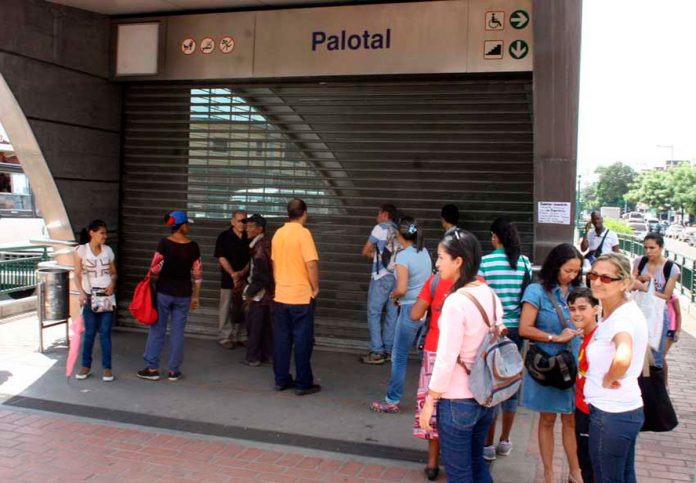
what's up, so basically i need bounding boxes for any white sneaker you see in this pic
[496,440,513,456]
[483,444,497,461]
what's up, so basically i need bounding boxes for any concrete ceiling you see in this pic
[46,0,363,15]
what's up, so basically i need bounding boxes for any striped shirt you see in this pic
[478,249,532,328]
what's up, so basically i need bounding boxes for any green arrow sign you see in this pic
[509,40,528,59]
[510,9,530,29]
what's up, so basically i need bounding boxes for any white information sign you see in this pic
[538,202,571,225]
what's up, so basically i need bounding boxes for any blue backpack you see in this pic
[457,288,523,408]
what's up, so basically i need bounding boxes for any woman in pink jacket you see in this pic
[419,230,503,482]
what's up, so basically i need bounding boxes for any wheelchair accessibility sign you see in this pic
[485,11,505,31]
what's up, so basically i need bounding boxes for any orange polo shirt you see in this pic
[271,222,319,305]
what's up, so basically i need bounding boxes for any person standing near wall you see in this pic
[371,217,431,413]
[137,211,202,382]
[272,198,321,396]
[74,220,117,382]
[479,217,533,461]
[214,210,250,349]
[440,204,459,237]
[580,211,620,263]
[242,214,274,367]
[360,203,399,365]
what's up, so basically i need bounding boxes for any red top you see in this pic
[417,274,455,352]
[576,326,598,414]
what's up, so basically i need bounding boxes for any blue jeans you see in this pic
[652,310,669,368]
[589,405,644,483]
[143,292,190,372]
[366,274,397,354]
[438,398,495,483]
[273,301,315,390]
[385,303,422,404]
[81,300,114,369]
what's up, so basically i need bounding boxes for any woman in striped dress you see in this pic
[478,217,533,461]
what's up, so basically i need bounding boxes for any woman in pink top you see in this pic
[419,230,503,483]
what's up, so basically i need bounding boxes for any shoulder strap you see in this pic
[430,273,440,300]
[638,256,648,274]
[663,259,674,282]
[595,229,610,254]
[545,290,568,330]
[458,288,496,328]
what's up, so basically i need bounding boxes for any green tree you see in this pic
[625,169,673,211]
[670,165,696,216]
[583,162,637,210]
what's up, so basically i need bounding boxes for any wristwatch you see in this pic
[547,334,554,343]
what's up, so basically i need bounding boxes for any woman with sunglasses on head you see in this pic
[418,230,504,482]
[585,253,648,483]
[519,243,584,483]
[632,232,680,385]
[371,216,431,414]
[137,211,202,382]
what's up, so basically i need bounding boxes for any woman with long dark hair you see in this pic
[479,217,532,460]
[137,211,202,382]
[519,243,584,483]
[74,220,117,382]
[418,230,503,482]
[371,216,431,413]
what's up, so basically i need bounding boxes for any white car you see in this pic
[678,227,696,242]
[665,224,684,238]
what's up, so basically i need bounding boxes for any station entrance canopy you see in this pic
[113,1,535,346]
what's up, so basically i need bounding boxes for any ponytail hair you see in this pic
[490,217,522,270]
[79,219,108,244]
[398,216,424,252]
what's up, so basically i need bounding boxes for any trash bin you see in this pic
[36,267,70,352]
[37,268,70,322]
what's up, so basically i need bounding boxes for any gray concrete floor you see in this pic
[1,313,540,481]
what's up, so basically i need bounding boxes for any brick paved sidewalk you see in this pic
[0,407,425,483]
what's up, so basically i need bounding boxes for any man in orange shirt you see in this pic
[271,198,321,396]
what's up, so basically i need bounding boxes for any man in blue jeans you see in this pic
[271,198,321,396]
[360,203,399,365]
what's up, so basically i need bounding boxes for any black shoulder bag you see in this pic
[524,291,578,390]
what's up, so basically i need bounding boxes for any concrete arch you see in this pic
[0,74,74,242]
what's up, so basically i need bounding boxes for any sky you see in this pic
[577,0,696,184]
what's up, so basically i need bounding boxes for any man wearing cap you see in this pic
[271,198,321,396]
[214,210,250,349]
[242,214,274,366]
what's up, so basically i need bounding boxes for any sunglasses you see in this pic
[587,272,622,284]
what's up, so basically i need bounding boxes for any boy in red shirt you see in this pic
[568,287,600,483]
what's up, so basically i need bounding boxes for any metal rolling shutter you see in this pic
[118,75,534,349]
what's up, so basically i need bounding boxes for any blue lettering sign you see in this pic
[311,29,391,52]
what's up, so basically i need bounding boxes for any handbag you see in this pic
[638,350,678,432]
[90,288,115,313]
[524,291,577,390]
[632,280,666,350]
[129,272,158,325]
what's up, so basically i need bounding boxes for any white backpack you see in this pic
[457,288,524,408]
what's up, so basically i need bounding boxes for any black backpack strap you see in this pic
[638,256,648,275]
[594,229,610,256]
[663,259,674,282]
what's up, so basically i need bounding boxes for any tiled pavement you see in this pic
[0,408,425,482]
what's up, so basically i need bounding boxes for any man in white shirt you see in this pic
[580,211,620,263]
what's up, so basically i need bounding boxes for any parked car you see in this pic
[665,224,684,238]
[624,211,645,222]
[629,221,648,241]
[646,218,664,235]
[678,227,696,242]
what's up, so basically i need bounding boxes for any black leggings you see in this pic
[575,408,594,483]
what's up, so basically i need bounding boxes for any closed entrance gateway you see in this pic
[115,1,535,347]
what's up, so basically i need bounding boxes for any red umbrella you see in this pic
[66,314,84,379]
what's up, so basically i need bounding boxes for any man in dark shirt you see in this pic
[214,210,250,349]
[242,214,274,366]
